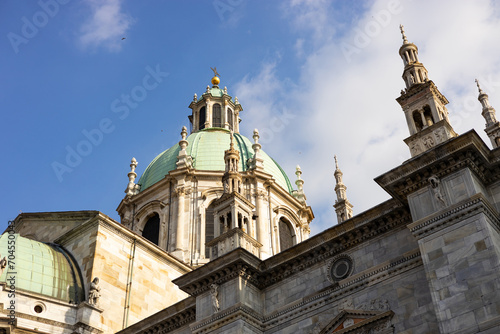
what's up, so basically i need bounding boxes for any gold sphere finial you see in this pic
[210,66,220,86]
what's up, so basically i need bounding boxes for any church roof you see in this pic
[0,233,84,303]
[138,128,294,193]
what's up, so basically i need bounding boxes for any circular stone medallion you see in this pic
[327,254,354,283]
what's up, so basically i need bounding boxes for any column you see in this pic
[419,110,427,129]
[205,102,211,128]
[200,206,206,258]
[175,188,185,251]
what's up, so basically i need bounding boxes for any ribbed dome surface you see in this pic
[0,233,84,303]
[138,128,293,193]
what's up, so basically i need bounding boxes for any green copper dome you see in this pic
[138,128,294,193]
[0,233,84,303]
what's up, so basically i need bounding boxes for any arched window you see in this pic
[279,217,294,251]
[423,106,434,126]
[227,108,233,131]
[142,213,160,245]
[199,107,206,130]
[205,201,216,256]
[413,111,423,131]
[213,104,222,128]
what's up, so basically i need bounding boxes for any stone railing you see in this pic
[206,228,262,260]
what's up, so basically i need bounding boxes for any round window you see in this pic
[34,304,44,313]
[327,255,353,282]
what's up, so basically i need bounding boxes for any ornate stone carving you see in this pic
[422,135,434,149]
[434,127,447,143]
[88,277,101,307]
[371,319,392,333]
[359,299,390,312]
[408,139,422,155]
[174,187,186,197]
[339,298,354,310]
[250,188,264,198]
[343,318,354,328]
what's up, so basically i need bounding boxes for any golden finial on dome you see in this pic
[210,66,220,86]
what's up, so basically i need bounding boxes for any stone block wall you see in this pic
[55,214,190,333]
[417,213,500,333]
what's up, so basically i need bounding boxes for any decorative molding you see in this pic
[54,214,192,274]
[136,306,195,334]
[190,303,263,333]
[408,193,500,239]
[262,249,420,329]
[327,254,354,283]
[375,131,496,203]
[315,309,394,334]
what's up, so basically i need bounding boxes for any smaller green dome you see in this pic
[0,234,84,303]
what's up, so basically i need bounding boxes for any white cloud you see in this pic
[79,0,133,52]
[234,0,500,235]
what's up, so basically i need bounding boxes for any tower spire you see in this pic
[396,26,457,157]
[248,129,264,170]
[333,155,353,224]
[222,131,242,194]
[292,165,306,204]
[476,79,500,148]
[176,126,193,168]
[125,158,140,197]
[399,24,408,44]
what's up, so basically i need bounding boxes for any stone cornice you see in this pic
[206,228,262,248]
[0,303,77,332]
[173,249,262,296]
[375,131,495,203]
[10,210,99,235]
[190,303,263,334]
[319,310,394,334]
[54,212,192,274]
[261,199,409,271]
[212,191,255,210]
[116,297,196,334]
[262,249,420,330]
[396,80,448,105]
[174,200,411,296]
[408,193,500,239]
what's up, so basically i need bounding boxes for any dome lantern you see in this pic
[188,68,242,134]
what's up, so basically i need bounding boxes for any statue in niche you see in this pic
[88,277,101,307]
[409,74,415,84]
[429,176,446,208]
[210,283,220,313]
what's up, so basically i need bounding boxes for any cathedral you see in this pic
[2,27,500,334]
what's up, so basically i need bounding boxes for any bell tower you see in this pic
[396,25,458,157]
[476,79,500,148]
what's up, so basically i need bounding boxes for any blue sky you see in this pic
[2,0,500,235]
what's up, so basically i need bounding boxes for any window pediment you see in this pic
[316,306,394,334]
